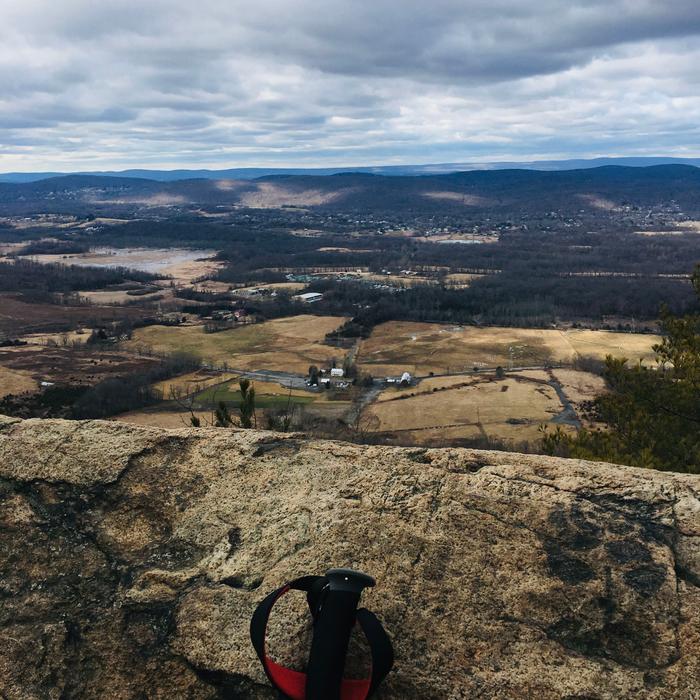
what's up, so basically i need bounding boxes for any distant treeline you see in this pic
[317,274,696,334]
[0,259,159,301]
[70,217,700,279]
[72,351,200,419]
[6,212,700,326]
[19,239,91,255]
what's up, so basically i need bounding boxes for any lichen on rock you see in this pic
[0,416,698,699]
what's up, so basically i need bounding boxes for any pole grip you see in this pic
[305,569,375,700]
[305,589,360,700]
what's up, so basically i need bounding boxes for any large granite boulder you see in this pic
[0,415,698,698]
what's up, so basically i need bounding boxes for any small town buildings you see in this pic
[330,368,344,377]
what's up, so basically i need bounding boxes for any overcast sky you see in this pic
[2,0,700,171]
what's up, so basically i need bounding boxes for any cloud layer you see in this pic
[2,0,700,170]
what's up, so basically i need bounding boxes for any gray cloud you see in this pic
[1,0,700,169]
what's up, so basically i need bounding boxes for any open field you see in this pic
[0,243,24,262]
[195,280,233,293]
[18,246,222,285]
[20,329,92,346]
[353,272,434,287]
[19,247,216,276]
[357,321,660,375]
[125,315,349,373]
[0,366,37,398]
[158,257,224,285]
[444,273,486,287]
[232,282,308,295]
[77,288,171,305]
[155,371,327,406]
[193,378,317,409]
[362,369,601,445]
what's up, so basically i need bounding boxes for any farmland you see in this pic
[124,314,348,373]
[116,374,351,429]
[1,165,697,453]
[0,366,37,399]
[193,377,317,408]
[357,321,660,376]
[361,369,604,445]
[20,246,218,280]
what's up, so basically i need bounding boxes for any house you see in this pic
[295,292,323,303]
[386,371,412,386]
[330,368,344,378]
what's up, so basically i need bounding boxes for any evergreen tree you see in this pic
[239,378,256,428]
[214,401,233,427]
[541,266,700,473]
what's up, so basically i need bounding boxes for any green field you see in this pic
[194,381,316,409]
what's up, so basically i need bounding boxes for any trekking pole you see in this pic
[305,568,376,700]
[249,567,394,700]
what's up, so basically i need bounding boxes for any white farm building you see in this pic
[295,292,323,303]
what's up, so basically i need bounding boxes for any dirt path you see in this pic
[546,369,582,429]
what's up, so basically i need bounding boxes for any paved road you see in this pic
[203,363,565,391]
[195,362,581,428]
[202,364,312,390]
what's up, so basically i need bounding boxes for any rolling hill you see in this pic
[1,165,700,217]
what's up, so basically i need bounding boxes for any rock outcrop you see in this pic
[0,415,699,699]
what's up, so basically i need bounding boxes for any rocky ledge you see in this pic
[0,415,699,699]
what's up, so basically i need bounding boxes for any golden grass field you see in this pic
[357,321,660,375]
[159,257,224,285]
[444,273,485,287]
[125,315,348,373]
[22,247,221,285]
[0,366,38,398]
[78,289,171,305]
[232,282,308,295]
[550,368,607,406]
[20,329,92,346]
[362,369,603,445]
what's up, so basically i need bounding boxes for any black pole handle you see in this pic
[305,569,375,700]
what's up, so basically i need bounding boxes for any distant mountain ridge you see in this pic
[2,164,700,217]
[2,156,700,183]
